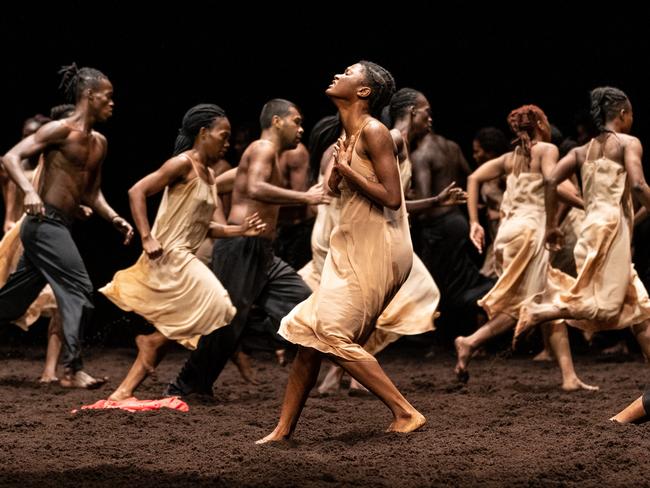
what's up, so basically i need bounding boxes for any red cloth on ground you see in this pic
[72,396,189,413]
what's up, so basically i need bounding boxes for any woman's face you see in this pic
[326,63,366,99]
[202,117,231,159]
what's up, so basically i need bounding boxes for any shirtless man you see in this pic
[410,92,493,335]
[0,64,133,388]
[165,98,328,398]
[274,142,316,270]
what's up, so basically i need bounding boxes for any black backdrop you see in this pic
[2,4,650,343]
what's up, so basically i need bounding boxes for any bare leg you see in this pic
[632,321,650,362]
[108,331,170,401]
[257,346,322,444]
[533,323,554,362]
[454,313,516,382]
[231,350,259,385]
[317,363,345,395]
[515,303,570,337]
[335,358,425,433]
[547,321,598,391]
[40,313,63,383]
[610,395,647,423]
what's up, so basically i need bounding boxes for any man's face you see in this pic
[277,106,304,150]
[89,78,114,122]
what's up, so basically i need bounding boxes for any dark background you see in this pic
[2,4,650,343]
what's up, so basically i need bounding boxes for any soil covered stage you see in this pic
[0,342,648,487]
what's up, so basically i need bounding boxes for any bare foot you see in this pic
[602,341,629,356]
[387,411,427,433]
[533,349,554,362]
[610,396,647,424]
[231,351,259,385]
[562,377,599,392]
[60,370,108,389]
[454,336,471,383]
[38,375,59,384]
[107,389,133,401]
[349,378,368,392]
[275,349,287,367]
[255,427,291,445]
[317,365,344,395]
[514,307,537,338]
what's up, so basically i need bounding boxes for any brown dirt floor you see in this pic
[0,344,648,487]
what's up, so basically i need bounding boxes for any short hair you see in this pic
[259,99,298,130]
[474,127,508,157]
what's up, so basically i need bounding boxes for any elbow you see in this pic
[632,181,648,195]
[385,196,402,211]
[127,185,143,205]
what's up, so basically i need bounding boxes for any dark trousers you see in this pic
[0,206,93,371]
[172,236,311,394]
[416,209,493,310]
[644,390,650,415]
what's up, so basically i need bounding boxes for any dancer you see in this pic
[164,99,328,398]
[0,114,62,383]
[454,105,596,391]
[0,64,132,388]
[258,61,426,444]
[315,89,466,394]
[515,88,650,358]
[100,104,266,400]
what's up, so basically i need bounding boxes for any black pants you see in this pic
[416,209,494,310]
[273,217,315,271]
[0,205,93,371]
[171,236,311,394]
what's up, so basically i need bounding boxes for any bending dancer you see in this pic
[0,64,133,388]
[164,99,328,398]
[100,104,266,401]
[454,105,596,391]
[515,88,650,358]
[258,61,426,444]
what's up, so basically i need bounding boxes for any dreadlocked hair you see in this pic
[506,105,549,156]
[173,104,227,156]
[359,60,396,118]
[590,86,629,133]
[58,63,109,103]
[308,114,342,181]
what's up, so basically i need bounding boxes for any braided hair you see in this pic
[359,60,396,118]
[589,86,629,133]
[173,104,227,156]
[58,63,108,103]
[506,105,549,156]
